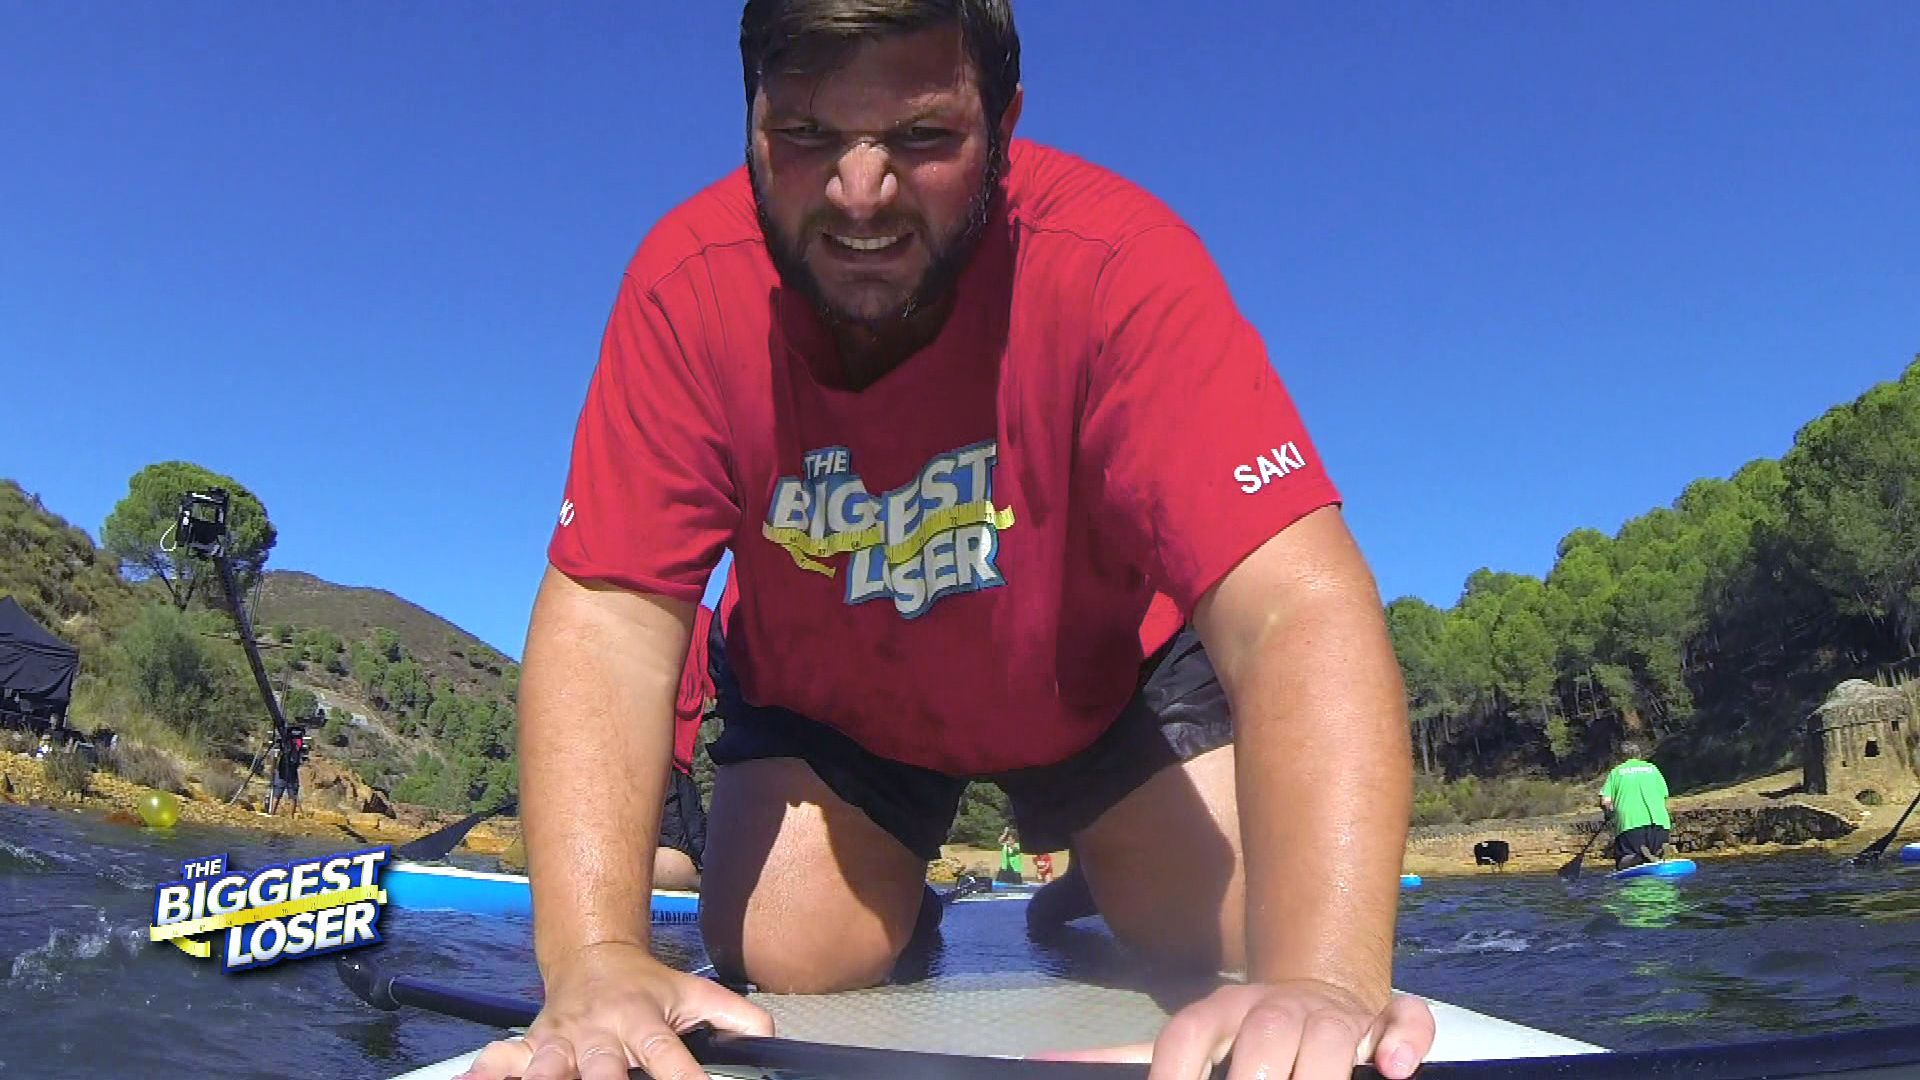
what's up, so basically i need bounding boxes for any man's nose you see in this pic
[825,142,898,223]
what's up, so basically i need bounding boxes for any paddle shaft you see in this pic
[1560,816,1610,879]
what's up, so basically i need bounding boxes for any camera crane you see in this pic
[175,489,302,801]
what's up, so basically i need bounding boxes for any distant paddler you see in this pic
[1601,739,1672,870]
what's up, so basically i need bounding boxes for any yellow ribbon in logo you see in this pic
[151,884,387,958]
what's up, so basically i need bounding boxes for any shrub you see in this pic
[104,742,187,793]
[41,748,92,797]
[197,762,248,803]
[1411,774,1585,827]
[282,686,319,721]
[112,605,254,749]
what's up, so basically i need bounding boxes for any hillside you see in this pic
[0,480,139,652]
[245,571,519,810]
[254,570,517,703]
[1,479,517,814]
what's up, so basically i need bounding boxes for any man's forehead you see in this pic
[759,27,981,120]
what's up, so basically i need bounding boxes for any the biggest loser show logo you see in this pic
[149,847,390,972]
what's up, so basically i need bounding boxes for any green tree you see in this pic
[112,604,253,748]
[282,686,319,721]
[1778,360,1920,656]
[1385,597,1447,773]
[372,627,402,663]
[100,462,277,609]
[947,782,1011,847]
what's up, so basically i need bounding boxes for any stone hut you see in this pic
[1805,679,1917,801]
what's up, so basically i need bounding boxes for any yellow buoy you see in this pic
[137,790,180,829]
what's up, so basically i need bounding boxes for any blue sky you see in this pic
[3,3,1915,658]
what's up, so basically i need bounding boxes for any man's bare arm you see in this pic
[1193,505,1412,1001]
[518,565,695,977]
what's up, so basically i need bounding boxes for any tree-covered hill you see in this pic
[1,475,517,814]
[253,570,518,705]
[1388,354,1920,792]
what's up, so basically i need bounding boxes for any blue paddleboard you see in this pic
[1900,843,1918,865]
[1400,874,1422,889]
[385,862,701,922]
[1606,858,1696,881]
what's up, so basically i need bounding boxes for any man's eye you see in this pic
[895,127,952,149]
[776,126,832,148]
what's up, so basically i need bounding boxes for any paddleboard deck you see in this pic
[387,989,1601,1079]
[1900,842,1918,864]
[379,896,1602,1079]
[1607,858,1697,881]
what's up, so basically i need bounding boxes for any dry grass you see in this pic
[198,760,250,803]
[102,742,188,793]
[40,747,92,797]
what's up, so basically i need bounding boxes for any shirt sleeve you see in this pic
[1083,225,1342,614]
[547,274,739,602]
[1602,769,1620,803]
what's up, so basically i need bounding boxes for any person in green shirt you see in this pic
[1601,740,1672,869]
[997,826,1023,884]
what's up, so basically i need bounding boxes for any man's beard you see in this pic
[751,136,1003,330]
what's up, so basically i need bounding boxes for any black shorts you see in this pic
[658,766,708,869]
[1616,825,1669,863]
[706,621,1232,861]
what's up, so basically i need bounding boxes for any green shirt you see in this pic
[1000,842,1021,873]
[1602,758,1671,832]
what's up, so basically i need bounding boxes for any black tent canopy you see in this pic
[0,596,79,718]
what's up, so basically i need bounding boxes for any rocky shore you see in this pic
[4,750,1897,881]
[1405,773,1882,877]
[0,749,518,857]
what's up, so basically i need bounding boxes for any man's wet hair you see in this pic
[739,0,1022,130]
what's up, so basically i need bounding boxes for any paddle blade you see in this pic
[1852,790,1920,866]
[397,798,518,862]
[1556,853,1585,880]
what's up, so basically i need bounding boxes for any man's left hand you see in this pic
[1039,979,1434,1079]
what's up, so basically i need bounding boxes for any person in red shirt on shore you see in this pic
[471,3,1431,1079]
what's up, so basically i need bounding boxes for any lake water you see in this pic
[4,802,1918,1078]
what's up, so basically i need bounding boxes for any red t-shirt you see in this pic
[672,602,716,774]
[551,139,1340,775]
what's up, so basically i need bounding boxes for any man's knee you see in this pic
[698,759,927,993]
[653,847,700,892]
[1072,746,1244,973]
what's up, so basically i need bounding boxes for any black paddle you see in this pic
[394,798,519,863]
[335,954,1920,1080]
[1559,815,1610,881]
[1851,788,1920,866]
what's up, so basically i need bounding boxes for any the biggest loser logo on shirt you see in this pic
[762,441,1015,619]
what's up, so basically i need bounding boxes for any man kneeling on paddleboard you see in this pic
[1602,740,1672,870]
[465,3,1434,1078]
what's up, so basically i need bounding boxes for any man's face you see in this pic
[749,26,1005,328]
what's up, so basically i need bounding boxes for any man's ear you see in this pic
[997,84,1024,145]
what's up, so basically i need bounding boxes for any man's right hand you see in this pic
[459,942,773,1080]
